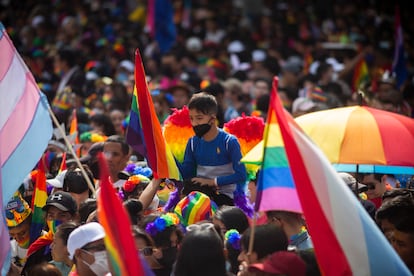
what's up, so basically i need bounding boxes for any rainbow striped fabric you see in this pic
[126,49,180,180]
[0,22,52,271]
[29,158,48,244]
[174,191,217,227]
[260,76,410,275]
[255,81,302,213]
[352,58,369,93]
[97,152,145,275]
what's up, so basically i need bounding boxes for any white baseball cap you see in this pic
[46,170,67,189]
[67,222,106,260]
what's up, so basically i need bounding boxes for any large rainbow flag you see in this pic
[259,76,410,275]
[253,82,302,214]
[0,22,52,272]
[126,49,180,180]
[97,152,147,275]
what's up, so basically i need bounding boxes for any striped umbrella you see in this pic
[243,105,414,174]
[295,105,414,173]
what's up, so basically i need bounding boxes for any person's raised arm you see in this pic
[138,178,162,210]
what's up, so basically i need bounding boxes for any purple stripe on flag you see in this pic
[0,75,40,165]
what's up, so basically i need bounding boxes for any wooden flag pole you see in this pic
[47,106,96,195]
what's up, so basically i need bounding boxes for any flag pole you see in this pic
[247,211,257,262]
[47,106,96,195]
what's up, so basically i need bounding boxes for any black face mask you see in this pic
[193,123,211,138]
[157,247,178,269]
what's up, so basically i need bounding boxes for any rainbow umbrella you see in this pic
[243,106,414,174]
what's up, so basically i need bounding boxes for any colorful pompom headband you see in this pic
[225,229,241,250]
[124,163,153,178]
[123,174,150,193]
[145,213,181,236]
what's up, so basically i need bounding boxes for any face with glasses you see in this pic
[361,174,386,199]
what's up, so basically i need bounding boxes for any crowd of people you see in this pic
[3,0,414,275]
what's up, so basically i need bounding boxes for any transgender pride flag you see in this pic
[0,22,52,271]
[261,76,410,275]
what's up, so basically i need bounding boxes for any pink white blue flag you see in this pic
[0,22,53,272]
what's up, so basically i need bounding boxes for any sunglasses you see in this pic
[366,184,376,190]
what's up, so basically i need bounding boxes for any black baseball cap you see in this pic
[42,191,78,214]
[63,168,92,195]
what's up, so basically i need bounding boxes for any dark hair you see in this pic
[203,82,225,97]
[123,198,143,225]
[297,249,322,276]
[382,188,413,201]
[105,135,130,155]
[188,92,218,115]
[132,225,155,247]
[57,46,77,68]
[255,94,270,114]
[89,113,116,136]
[240,224,288,260]
[174,223,227,276]
[30,262,62,276]
[213,205,249,234]
[225,239,241,275]
[63,166,94,196]
[56,222,79,245]
[78,198,97,224]
[266,210,304,226]
[142,215,184,248]
[375,195,414,226]
[358,173,383,183]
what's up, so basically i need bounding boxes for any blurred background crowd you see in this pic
[1,0,413,138]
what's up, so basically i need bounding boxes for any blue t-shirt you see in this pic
[178,129,247,198]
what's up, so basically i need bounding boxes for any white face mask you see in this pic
[82,250,110,275]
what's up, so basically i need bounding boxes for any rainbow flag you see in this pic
[29,158,48,244]
[352,58,369,93]
[303,51,313,75]
[69,109,81,157]
[263,76,410,275]
[0,22,52,271]
[126,49,180,180]
[254,81,302,213]
[96,152,146,276]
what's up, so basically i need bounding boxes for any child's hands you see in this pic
[191,177,217,188]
